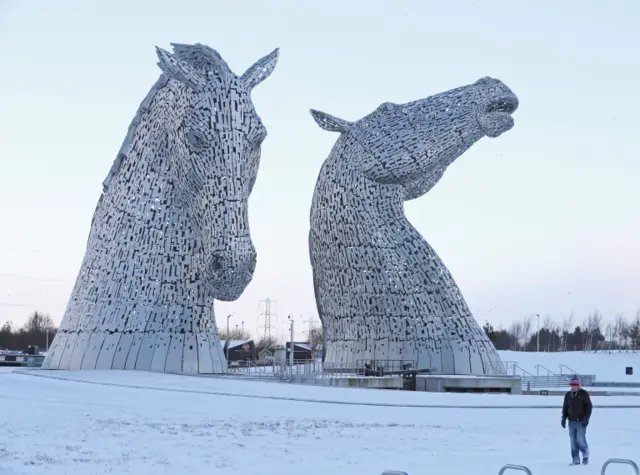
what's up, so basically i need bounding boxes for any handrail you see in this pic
[535,364,558,376]
[601,458,639,475]
[498,464,533,475]
[514,364,535,377]
[558,364,580,376]
[520,374,573,389]
[498,360,518,376]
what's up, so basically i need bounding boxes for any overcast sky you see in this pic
[0,0,638,340]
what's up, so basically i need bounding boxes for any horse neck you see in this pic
[86,110,185,263]
[313,136,413,244]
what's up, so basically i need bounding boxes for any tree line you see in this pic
[0,311,325,355]
[0,312,57,351]
[7,309,638,355]
[483,310,640,352]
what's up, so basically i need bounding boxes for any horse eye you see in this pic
[186,129,206,148]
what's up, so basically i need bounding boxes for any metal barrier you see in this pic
[498,464,533,475]
[378,459,640,475]
[601,459,639,475]
[521,374,570,390]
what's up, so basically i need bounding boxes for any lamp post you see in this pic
[288,314,295,367]
[241,321,244,334]
[226,314,233,362]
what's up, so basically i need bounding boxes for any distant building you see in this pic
[258,348,274,362]
[274,348,286,364]
[220,340,256,364]
[285,342,313,361]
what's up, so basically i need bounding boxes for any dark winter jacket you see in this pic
[562,389,593,422]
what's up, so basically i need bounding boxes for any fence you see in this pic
[380,458,639,475]
[502,361,599,390]
[10,352,596,392]
[0,353,44,367]
[228,359,422,381]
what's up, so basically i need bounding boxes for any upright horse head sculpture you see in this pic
[43,43,278,373]
[309,77,518,375]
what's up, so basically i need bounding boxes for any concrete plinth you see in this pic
[416,375,522,394]
[290,375,404,389]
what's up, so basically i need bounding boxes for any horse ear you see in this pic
[155,47,207,92]
[310,109,352,133]
[240,48,279,92]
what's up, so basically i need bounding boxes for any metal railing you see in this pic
[535,364,558,377]
[0,354,44,367]
[379,457,638,475]
[487,359,518,376]
[226,358,433,382]
[521,374,571,390]
[602,459,639,475]
[559,364,581,376]
[226,359,584,391]
[498,465,533,475]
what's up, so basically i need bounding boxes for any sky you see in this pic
[0,0,638,341]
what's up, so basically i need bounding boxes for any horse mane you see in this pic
[101,43,234,192]
[101,74,169,191]
[170,43,233,78]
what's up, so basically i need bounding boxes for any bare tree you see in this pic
[604,322,613,353]
[614,314,629,349]
[255,335,279,357]
[308,325,323,354]
[509,321,523,351]
[219,328,251,341]
[561,313,574,351]
[22,312,56,334]
[542,315,558,351]
[613,314,626,349]
[583,310,603,352]
[520,316,533,350]
[628,310,640,351]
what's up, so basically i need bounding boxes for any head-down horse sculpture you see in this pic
[42,43,278,373]
[309,77,518,375]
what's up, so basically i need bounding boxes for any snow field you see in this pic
[0,368,639,475]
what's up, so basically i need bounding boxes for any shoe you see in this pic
[583,459,589,465]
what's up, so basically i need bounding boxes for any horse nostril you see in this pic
[247,252,257,273]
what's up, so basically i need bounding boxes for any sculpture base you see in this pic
[416,374,522,394]
[290,374,405,389]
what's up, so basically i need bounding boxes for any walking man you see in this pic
[561,374,593,465]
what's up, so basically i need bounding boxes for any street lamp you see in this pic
[226,314,233,362]
[288,314,295,367]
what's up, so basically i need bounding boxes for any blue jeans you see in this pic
[568,420,589,461]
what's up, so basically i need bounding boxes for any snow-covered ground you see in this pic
[498,350,640,382]
[0,367,639,475]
